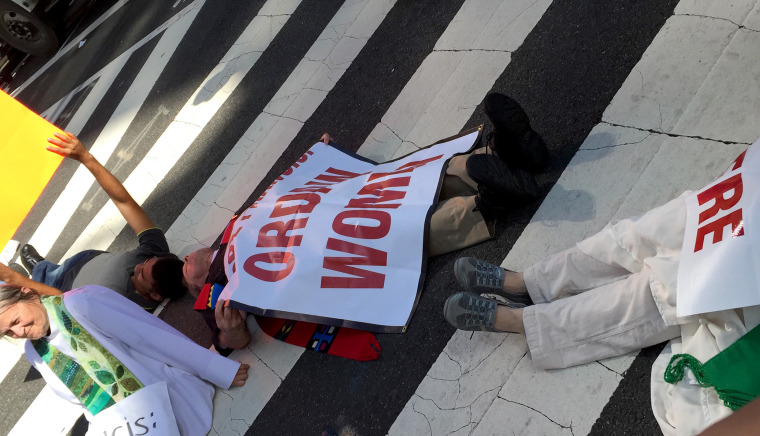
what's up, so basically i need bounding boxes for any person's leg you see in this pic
[446,275,679,369]
[32,250,100,289]
[429,196,493,256]
[522,245,634,303]
[454,244,632,305]
[439,147,487,201]
[522,267,680,369]
[31,260,62,285]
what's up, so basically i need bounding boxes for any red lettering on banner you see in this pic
[346,177,410,209]
[255,150,316,206]
[318,153,445,287]
[321,238,387,288]
[728,150,747,172]
[367,155,443,182]
[396,154,444,171]
[315,167,364,184]
[270,193,321,218]
[244,252,295,282]
[228,226,243,247]
[290,185,333,194]
[333,210,391,239]
[257,218,308,247]
[226,244,237,273]
[694,209,744,252]
[697,173,743,224]
[242,164,360,282]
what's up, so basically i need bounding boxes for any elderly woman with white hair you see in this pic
[0,283,249,434]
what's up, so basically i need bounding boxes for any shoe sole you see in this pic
[483,93,548,172]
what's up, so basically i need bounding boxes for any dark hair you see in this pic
[151,256,188,300]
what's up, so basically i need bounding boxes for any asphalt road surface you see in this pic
[0,0,694,434]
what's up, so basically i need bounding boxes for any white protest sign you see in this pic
[220,130,480,332]
[86,381,180,436]
[677,141,760,317]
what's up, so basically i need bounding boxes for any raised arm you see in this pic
[0,263,61,295]
[46,132,154,235]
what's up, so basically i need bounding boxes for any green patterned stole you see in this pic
[664,322,760,411]
[31,295,144,415]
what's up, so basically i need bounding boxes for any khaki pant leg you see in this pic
[522,266,680,369]
[523,245,634,303]
[428,195,494,256]
[440,146,492,200]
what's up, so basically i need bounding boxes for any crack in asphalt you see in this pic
[580,131,653,150]
[261,110,305,124]
[500,398,574,432]
[676,13,760,32]
[596,360,623,376]
[601,121,751,145]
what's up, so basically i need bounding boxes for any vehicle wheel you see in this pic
[0,0,57,56]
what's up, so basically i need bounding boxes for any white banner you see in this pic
[220,130,480,331]
[678,140,760,317]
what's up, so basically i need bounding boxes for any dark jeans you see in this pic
[31,250,100,290]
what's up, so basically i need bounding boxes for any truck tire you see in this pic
[0,0,57,56]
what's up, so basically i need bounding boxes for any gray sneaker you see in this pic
[454,257,533,306]
[443,292,525,332]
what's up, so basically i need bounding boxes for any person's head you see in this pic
[0,285,49,340]
[182,248,215,297]
[132,256,188,302]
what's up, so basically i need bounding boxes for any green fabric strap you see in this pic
[31,295,144,415]
[664,322,760,411]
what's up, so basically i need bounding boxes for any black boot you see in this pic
[483,92,549,173]
[466,153,539,208]
[19,244,44,272]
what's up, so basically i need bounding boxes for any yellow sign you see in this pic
[0,90,64,250]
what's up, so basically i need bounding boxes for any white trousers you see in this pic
[522,245,681,369]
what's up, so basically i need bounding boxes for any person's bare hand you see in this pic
[46,132,90,162]
[215,299,247,331]
[215,299,250,349]
[320,133,333,144]
[231,363,250,387]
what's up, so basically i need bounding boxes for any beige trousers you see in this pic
[522,244,680,370]
[428,148,494,256]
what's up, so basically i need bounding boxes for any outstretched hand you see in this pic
[320,133,333,144]
[231,363,250,387]
[46,132,90,162]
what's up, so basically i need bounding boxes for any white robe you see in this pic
[25,285,241,435]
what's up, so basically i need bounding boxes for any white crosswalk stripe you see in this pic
[60,0,301,260]
[3,0,758,434]
[28,0,205,258]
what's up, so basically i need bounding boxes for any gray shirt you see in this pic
[71,228,171,310]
